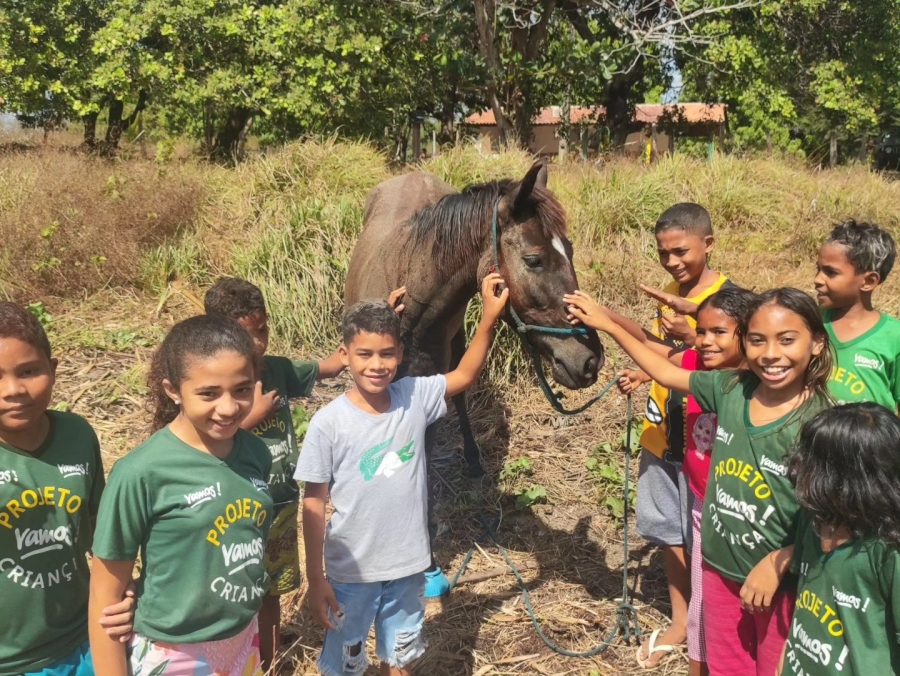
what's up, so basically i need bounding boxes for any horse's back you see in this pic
[345,172,456,304]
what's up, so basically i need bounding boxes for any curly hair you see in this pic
[0,302,52,359]
[789,403,900,548]
[342,299,401,345]
[826,220,896,282]
[737,288,833,400]
[204,277,267,320]
[148,314,259,431]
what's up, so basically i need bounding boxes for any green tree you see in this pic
[682,0,900,161]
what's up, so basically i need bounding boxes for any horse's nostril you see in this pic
[584,355,598,377]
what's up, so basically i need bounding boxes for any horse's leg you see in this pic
[423,421,450,596]
[450,330,486,480]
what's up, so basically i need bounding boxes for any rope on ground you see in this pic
[449,389,641,658]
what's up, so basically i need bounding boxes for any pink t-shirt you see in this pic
[681,350,716,499]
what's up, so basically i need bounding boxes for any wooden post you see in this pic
[717,122,725,153]
[858,130,868,163]
[650,123,659,161]
[830,131,838,167]
[581,125,589,160]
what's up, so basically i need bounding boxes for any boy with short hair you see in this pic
[600,203,731,668]
[296,274,508,676]
[204,277,404,672]
[814,220,900,410]
[0,302,134,676]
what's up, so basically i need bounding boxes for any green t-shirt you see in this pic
[92,427,274,643]
[690,369,826,582]
[784,512,900,676]
[0,411,104,675]
[824,311,900,411]
[249,355,317,507]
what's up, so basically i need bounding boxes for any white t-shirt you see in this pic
[294,375,447,583]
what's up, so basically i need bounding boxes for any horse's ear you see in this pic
[501,161,548,221]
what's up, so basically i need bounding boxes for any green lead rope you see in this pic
[449,391,641,657]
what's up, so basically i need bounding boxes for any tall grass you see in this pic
[207,138,389,351]
[3,138,900,374]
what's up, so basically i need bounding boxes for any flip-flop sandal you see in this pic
[636,628,676,669]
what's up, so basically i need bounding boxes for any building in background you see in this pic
[465,103,726,159]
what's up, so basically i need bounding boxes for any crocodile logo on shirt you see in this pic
[359,438,415,482]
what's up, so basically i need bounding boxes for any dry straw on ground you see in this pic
[3,137,900,675]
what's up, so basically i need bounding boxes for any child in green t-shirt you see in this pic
[203,277,405,672]
[566,286,833,676]
[814,220,900,410]
[89,315,275,676]
[0,302,135,676]
[780,403,900,676]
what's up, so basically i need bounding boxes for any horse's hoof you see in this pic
[468,474,487,492]
[467,461,486,480]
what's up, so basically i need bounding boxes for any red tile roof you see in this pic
[465,103,726,126]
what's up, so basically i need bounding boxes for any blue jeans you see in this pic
[25,641,94,676]
[318,572,426,676]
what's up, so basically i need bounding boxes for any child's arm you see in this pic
[445,274,509,398]
[316,287,408,381]
[303,482,341,629]
[565,291,692,394]
[740,545,794,613]
[241,381,281,431]
[89,558,136,676]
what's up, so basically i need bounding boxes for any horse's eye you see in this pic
[523,256,543,269]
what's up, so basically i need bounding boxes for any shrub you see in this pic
[0,149,203,301]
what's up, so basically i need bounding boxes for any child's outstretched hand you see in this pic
[640,284,698,316]
[308,577,342,630]
[564,290,614,333]
[617,369,649,395]
[388,286,407,314]
[480,272,509,324]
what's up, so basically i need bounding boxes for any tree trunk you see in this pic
[212,107,253,163]
[102,91,149,151]
[82,112,99,149]
[472,0,555,148]
[830,131,838,167]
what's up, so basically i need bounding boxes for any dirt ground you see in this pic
[49,288,686,676]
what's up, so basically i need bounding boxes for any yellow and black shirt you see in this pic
[640,273,731,464]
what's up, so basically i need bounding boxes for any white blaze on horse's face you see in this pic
[550,236,569,262]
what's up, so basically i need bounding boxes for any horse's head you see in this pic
[489,162,604,389]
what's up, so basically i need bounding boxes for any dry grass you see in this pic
[0,146,204,301]
[6,137,900,675]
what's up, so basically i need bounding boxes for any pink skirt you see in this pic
[128,616,263,676]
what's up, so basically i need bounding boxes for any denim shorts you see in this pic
[24,640,94,676]
[318,572,426,676]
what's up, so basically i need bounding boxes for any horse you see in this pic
[344,161,605,481]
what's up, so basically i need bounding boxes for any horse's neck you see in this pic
[401,248,486,339]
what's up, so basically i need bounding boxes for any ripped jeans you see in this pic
[318,572,426,676]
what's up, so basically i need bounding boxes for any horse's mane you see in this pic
[405,179,567,278]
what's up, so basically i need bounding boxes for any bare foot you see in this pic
[637,625,686,669]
